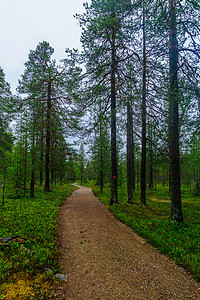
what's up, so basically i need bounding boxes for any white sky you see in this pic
[0,0,87,93]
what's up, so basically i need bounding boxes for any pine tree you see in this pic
[17,42,82,194]
[76,0,134,205]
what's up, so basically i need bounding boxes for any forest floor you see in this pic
[55,184,200,299]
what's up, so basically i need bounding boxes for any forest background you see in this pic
[0,0,200,298]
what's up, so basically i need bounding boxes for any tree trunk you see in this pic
[100,103,104,193]
[110,13,118,205]
[51,170,54,186]
[110,12,118,205]
[137,151,139,190]
[23,123,27,196]
[100,131,103,193]
[2,165,6,205]
[44,81,51,192]
[30,118,35,198]
[148,125,153,192]
[40,127,44,186]
[149,151,153,191]
[141,0,147,206]
[168,0,183,222]
[19,129,22,177]
[132,131,135,191]
[127,100,133,203]
[154,160,157,190]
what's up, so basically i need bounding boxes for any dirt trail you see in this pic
[57,185,200,299]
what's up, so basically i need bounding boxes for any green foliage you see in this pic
[0,183,77,284]
[92,183,200,281]
[89,127,111,187]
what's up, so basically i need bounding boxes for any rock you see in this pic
[0,236,26,245]
[21,246,34,254]
[45,268,53,273]
[0,242,9,246]
[1,237,13,242]
[55,274,67,281]
[0,236,27,248]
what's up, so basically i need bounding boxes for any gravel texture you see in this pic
[57,185,200,299]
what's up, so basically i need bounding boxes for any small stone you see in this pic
[1,237,12,242]
[45,268,53,273]
[55,274,67,281]
[1,243,9,246]
[21,246,34,254]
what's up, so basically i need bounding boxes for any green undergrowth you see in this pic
[0,182,77,298]
[91,183,200,282]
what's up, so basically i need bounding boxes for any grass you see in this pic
[2,180,198,298]
[90,182,200,282]
[0,182,77,299]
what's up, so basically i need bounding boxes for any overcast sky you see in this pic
[0,0,87,93]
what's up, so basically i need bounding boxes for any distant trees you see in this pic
[0,0,199,224]
[126,99,134,203]
[79,143,85,185]
[0,66,13,203]
[16,41,81,196]
[75,0,200,223]
[168,0,183,222]
[76,0,134,205]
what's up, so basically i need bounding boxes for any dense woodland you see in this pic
[0,0,200,225]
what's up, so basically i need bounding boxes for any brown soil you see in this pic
[56,185,200,299]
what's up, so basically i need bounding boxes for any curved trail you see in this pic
[57,185,200,299]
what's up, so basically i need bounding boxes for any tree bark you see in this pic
[132,131,135,191]
[99,101,104,193]
[23,122,27,196]
[100,121,103,193]
[51,170,54,186]
[30,115,35,198]
[168,0,183,222]
[141,0,147,206]
[137,150,139,190]
[44,81,51,192]
[148,125,153,192]
[2,165,6,205]
[40,127,44,186]
[110,12,118,205]
[127,100,133,203]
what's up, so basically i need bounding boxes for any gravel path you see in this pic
[57,185,200,299]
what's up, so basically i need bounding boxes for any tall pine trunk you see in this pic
[110,12,118,205]
[127,100,133,203]
[40,126,44,186]
[19,129,22,177]
[148,123,153,191]
[141,0,147,206]
[168,0,183,222]
[132,132,135,191]
[44,81,51,192]
[2,164,6,205]
[23,121,28,196]
[100,114,103,193]
[51,170,54,186]
[30,120,35,198]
